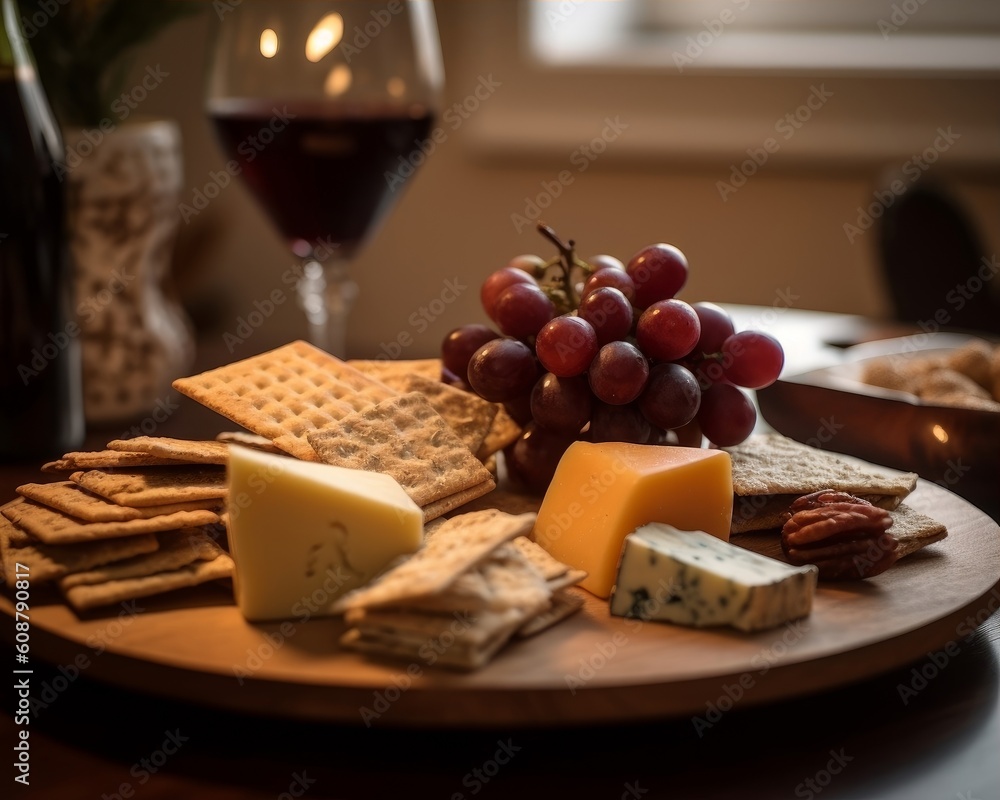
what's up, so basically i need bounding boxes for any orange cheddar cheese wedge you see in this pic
[533,442,733,598]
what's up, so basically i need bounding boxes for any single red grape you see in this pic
[504,424,575,494]
[626,243,689,308]
[507,254,546,275]
[635,299,701,362]
[530,373,592,436]
[697,383,756,447]
[582,268,636,302]
[441,324,501,383]
[589,402,651,444]
[720,331,785,389]
[638,362,701,430]
[494,282,556,340]
[586,254,625,272]
[535,315,599,377]
[692,302,736,355]
[588,341,649,405]
[577,287,633,345]
[467,338,538,402]
[481,268,536,321]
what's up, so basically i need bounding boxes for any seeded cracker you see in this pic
[307,393,495,508]
[172,340,397,461]
[70,468,227,508]
[105,437,230,465]
[16,481,222,522]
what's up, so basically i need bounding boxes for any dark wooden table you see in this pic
[2,308,999,799]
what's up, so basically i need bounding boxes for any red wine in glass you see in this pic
[209,99,434,259]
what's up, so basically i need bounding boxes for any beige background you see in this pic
[121,1,1000,359]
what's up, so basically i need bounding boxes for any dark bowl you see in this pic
[756,334,1000,520]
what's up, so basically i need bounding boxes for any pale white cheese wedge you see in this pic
[226,446,423,622]
[610,524,817,632]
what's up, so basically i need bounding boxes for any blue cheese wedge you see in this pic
[610,524,817,632]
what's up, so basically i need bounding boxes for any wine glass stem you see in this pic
[296,258,358,358]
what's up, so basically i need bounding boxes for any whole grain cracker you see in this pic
[59,528,224,590]
[725,434,917,498]
[508,535,570,582]
[307,393,494,508]
[215,431,282,453]
[368,543,551,614]
[16,481,222,522]
[444,488,541,518]
[517,590,585,638]
[106,437,229,465]
[3,500,221,545]
[42,450,187,472]
[477,406,522,460]
[342,605,530,670]
[421,479,496,523]
[332,510,536,613]
[172,340,397,461]
[70,467,227,508]
[366,371,498,455]
[0,513,158,584]
[887,503,948,558]
[62,553,234,612]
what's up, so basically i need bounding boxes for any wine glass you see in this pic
[205,1,443,357]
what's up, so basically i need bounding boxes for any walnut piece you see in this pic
[781,490,897,581]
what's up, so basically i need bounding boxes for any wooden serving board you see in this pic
[4,480,999,727]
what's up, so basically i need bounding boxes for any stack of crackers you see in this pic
[171,341,520,522]
[0,436,234,612]
[725,434,947,558]
[334,510,587,670]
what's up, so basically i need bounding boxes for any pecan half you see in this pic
[781,490,898,580]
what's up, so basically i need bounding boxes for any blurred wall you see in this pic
[123,1,1000,360]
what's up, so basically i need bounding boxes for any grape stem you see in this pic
[537,222,589,309]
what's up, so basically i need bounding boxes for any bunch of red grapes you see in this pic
[441,225,784,493]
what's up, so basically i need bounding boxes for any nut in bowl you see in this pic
[757,333,1000,519]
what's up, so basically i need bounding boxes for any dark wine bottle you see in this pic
[0,0,83,460]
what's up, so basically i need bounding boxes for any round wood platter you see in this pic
[5,480,999,727]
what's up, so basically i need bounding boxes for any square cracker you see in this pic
[725,434,918,498]
[307,393,494,508]
[0,512,158,584]
[59,528,225,590]
[17,481,222,522]
[42,450,187,472]
[421,479,496,524]
[347,358,442,382]
[477,406,522,460]
[106,437,229,465]
[369,372,498,456]
[172,340,397,461]
[517,590,585,638]
[342,605,532,671]
[358,542,551,615]
[70,468,227,508]
[332,510,536,613]
[61,554,234,613]
[2,499,221,545]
